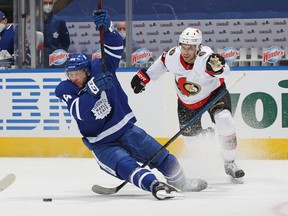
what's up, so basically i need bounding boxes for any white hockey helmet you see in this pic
[179,27,202,50]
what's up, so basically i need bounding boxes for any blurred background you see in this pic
[0,0,287,69]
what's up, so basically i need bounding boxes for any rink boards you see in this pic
[0,67,288,159]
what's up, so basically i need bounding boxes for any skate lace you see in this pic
[225,161,239,172]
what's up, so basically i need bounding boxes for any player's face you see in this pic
[43,0,54,5]
[117,22,126,32]
[0,18,7,25]
[67,70,88,89]
[180,44,197,64]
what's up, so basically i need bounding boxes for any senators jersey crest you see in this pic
[176,77,201,96]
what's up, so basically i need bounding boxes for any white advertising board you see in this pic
[0,69,287,139]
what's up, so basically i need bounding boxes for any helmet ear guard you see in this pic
[65,53,91,77]
[179,27,202,51]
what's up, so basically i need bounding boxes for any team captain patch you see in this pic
[169,48,176,55]
[198,51,206,57]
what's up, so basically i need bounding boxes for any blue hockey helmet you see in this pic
[65,53,91,74]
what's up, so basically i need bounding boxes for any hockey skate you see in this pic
[168,178,208,192]
[224,161,245,184]
[152,182,182,200]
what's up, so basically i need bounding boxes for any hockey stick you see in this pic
[92,73,246,195]
[0,174,16,192]
[97,0,106,72]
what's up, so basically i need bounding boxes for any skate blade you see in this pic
[157,191,184,200]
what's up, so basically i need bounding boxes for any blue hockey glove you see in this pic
[93,9,112,32]
[85,72,113,97]
[206,53,225,76]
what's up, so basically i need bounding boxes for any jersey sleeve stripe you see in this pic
[70,98,82,120]
[104,48,122,59]
[104,44,124,50]
[86,112,134,143]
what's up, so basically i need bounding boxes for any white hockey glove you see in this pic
[206,53,225,76]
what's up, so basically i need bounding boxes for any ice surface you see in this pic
[0,157,288,216]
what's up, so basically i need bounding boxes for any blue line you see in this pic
[50,99,60,103]
[12,92,22,96]
[6,78,35,82]
[43,85,58,89]
[12,106,38,109]
[43,78,62,82]
[30,113,41,117]
[12,99,39,103]
[7,86,40,89]
[12,113,22,117]
[30,92,41,96]
[44,127,59,130]
[44,120,59,123]
[50,113,59,116]
[7,119,40,123]
[7,126,36,130]
[50,106,59,110]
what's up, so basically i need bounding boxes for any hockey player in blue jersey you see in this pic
[43,0,70,67]
[55,9,207,200]
[0,10,14,56]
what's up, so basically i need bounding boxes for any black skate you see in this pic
[224,160,245,184]
[152,182,183,200]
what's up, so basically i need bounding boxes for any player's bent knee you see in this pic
[214,109,235,136]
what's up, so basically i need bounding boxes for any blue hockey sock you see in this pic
[116,156,158,192]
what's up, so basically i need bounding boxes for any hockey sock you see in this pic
[116,156,158,192]
[156,154,186,186]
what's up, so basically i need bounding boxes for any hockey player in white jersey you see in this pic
[131,27,245,183]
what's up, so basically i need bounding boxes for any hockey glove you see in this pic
[86,72,113,97]
[93,9,112,32]
[131,68,150,94]
[206,53,225,76]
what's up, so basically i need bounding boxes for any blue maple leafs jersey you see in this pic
[0,24,14,55]
[55,30,136,150]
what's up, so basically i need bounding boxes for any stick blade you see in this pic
[92,184,118,195]
[0,173,16,191]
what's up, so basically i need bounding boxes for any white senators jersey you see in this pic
[146,45,230,109]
